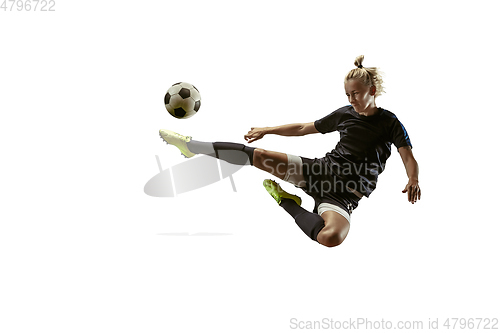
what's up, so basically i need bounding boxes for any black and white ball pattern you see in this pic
[164,82,201,119]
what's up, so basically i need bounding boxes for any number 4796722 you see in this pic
[1,0,56,11]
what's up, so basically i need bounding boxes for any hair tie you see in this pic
[357,65,363,68]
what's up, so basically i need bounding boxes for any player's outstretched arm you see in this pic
[398,146,421,204]
[244,122,319,143]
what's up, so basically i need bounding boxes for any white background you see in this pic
[1,1,498,332]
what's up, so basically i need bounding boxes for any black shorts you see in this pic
[300,157,362,216]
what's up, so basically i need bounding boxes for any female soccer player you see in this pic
[159,55,420,248]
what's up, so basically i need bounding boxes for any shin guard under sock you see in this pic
[187,140,255,166]
[280,198,325,241]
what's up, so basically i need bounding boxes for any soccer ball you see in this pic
[164,82,201,119]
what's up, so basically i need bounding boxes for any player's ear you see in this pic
[370,85,376,96]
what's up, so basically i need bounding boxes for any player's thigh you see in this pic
[317,210,350,247]
[253,148,288,179]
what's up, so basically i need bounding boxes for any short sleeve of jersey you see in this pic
[314,106,349,134]
[390,117,412,149]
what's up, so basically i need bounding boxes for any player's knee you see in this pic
[317,229,346,248]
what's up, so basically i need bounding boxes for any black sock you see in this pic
[187,140,255,166]
[280,198,325,241]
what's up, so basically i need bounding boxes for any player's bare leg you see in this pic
[252,148,289,180]
[316,211,350,247]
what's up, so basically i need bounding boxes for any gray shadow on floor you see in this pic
[157,232,233,236]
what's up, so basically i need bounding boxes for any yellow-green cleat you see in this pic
[263,179,302,206]
[159,129,195,158]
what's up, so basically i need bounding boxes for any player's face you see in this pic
[345,79,375,113]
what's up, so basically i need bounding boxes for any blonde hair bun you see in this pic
[345,55,385,98]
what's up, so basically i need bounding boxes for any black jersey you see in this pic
[314,105,412,197]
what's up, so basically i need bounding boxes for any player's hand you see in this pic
[402,179,421,204]
[244,127,267,143]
